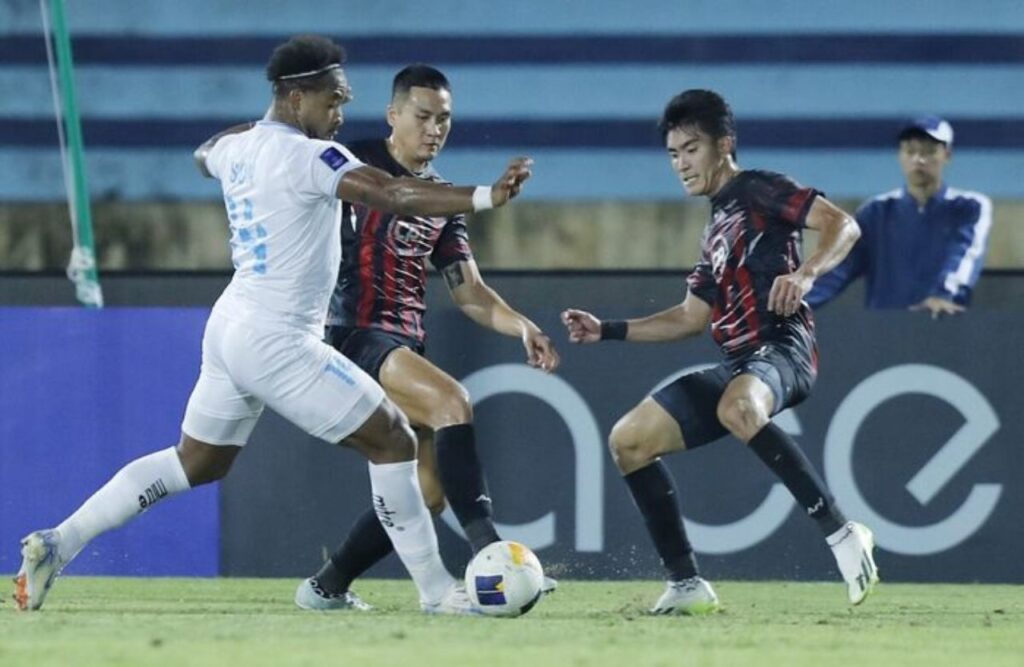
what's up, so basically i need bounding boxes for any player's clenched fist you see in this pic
[561,309,602,344]
[523,329,561,372]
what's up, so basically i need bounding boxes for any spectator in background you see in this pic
[807,116,992,317]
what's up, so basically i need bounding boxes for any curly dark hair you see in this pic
[266,35,346,97]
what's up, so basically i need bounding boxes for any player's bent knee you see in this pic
[382,415,417,461]
[352,401,417,463]
[431,384,474,427]
[176,437,239,487]
[717,397,768,441]
[609,416,656,473]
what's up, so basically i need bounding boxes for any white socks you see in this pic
[368,460,456,604]
[55,446,191,564]
[50,449,455,605]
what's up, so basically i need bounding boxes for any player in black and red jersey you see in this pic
[294,65,560,611]
[562,90,878,614]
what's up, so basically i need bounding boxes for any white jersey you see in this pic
[205,120,364,334]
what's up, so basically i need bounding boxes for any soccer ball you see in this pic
[464,540,544,617]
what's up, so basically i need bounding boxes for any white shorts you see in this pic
[181,312,385,446]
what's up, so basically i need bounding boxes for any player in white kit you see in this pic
[14,35,532,614]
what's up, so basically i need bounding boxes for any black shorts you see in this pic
[651,339,817,449]
[325,326,424,382]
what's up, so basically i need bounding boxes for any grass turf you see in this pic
[1,578,1021,666]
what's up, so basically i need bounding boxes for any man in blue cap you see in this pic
[807,116,992,316]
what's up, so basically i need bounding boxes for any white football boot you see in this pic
[828,521,880,605]
[294,577,372,611]
[13,530,66,611]
[650,576,720,615]
[420,582,482,616]
[541,575,558,595]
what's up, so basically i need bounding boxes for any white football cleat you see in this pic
[828,521,880,605]
[13,530,65,612]
[421,582,482,616]
[294,577,372,611]
[650,576,720,615]
[541,575,558,595]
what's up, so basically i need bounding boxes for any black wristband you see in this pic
[600,320,628,341]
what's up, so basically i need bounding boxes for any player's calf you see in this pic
[346,399,417,464]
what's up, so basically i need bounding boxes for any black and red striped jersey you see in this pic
[687,170,820,359]
[327,139,472,342]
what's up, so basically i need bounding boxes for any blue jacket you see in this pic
[807,185,992,309]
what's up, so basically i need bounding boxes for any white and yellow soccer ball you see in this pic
[464,540,545,617]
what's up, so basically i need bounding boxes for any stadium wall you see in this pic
[3,0,1022,271]
[1,274,1021,583]
[3,199,1024,272]
[2,0,1022,202]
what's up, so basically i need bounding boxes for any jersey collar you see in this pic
[256,120,306,136]
[901,182,948,206]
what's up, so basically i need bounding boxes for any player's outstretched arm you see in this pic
[193,122,257,178]
[769,197,861,317]
[338,157,533,217]
[446,260,560,372]
[561,292,711,344]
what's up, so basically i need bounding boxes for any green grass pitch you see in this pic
[2,578,1021,666]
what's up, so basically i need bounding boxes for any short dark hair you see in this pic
[391,64,450,100]
[266,35,346,97]
[659,89,737,153]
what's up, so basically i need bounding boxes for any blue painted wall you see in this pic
[0,308,218,576]
[2,0,1022,200]
[3,282,1021,581]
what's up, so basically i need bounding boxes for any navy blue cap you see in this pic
[899,115,954,146]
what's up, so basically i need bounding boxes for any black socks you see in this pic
[748,422,846,535]
[435,423,500,553]
[624,461,699,582]
[315,508,393,595]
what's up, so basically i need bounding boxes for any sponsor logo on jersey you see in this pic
[388,216,445,257]
[710,235,730,281]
